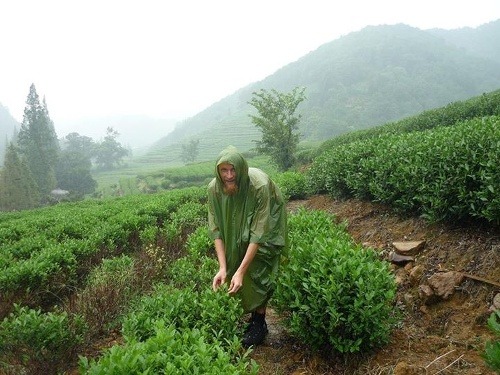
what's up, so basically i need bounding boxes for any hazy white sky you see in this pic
[1,0,499,135]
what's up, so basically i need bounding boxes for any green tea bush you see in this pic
[362,116,500,223]
[309,116,500,224]
[318,89,500,152]
[138,224,159,245]
[87,255,135,286]
[483,310,500,372]
[162,201,208,244]
[166,255,217,289]
[274,171,309,200]
[307,139,377,197]
[0,187,207,303]
[185,225,213,258]
[170,201,207,227]
[294,142,319,165]
[79,324,258,374]
[121,283,243,345]
[274,209,398,353]
[0,304,86,374]
[165,225,216,289]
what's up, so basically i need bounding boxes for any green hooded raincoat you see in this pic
[207,146,287,312]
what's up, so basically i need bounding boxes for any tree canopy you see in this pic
[0,143,39,211]
[56,133,97,196]
[94,127,129,170]
[249,87,306,171]
[17,84,59,201]
[180,138,200,164]
[0,85,103,210]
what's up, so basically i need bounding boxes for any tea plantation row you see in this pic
[0,189,398,373]
[308,115,499,224]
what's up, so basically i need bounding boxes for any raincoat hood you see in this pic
[214,146,249,195]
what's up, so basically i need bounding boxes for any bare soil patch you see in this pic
[251,195,500,375]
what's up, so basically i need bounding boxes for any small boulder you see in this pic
[392,240,426,256]
[409,265,425,286]
[427,271,464,299]
[389,251,414,265]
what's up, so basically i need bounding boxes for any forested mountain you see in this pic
[2,21,500,168]
[147,21,500,164]
[429,19,500,64]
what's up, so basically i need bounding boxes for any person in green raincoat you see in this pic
[208,146,287,347]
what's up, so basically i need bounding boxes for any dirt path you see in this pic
[249,196,500,374]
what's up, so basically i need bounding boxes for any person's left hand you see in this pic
[228,271,243,295]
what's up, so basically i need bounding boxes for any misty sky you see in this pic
[1,0,499,139]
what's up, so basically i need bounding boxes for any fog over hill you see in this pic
[145,21,500,164]
[2,20,500,166]
[56,115,179,152]
[0,104,19,165]
[0,106,179,164]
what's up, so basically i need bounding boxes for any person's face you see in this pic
[218,162,238,195]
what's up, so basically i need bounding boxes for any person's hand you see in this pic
[228,271,243,295]
[212,270,226,291]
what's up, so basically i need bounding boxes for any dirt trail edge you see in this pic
[250,196,500,375]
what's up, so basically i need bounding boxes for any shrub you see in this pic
[0,304,86,374]
[168,201,207,233]
[274,171,309,201]
[160,201,208,254]
[167,255,217,290]
[121,283,244,345]
[309,116,500,224]
[79,324,258,374]
[166,226,216,289]
[274,209,398,353]
[185,225,213,258]
[483,310,500,372]
[138,224,159,245]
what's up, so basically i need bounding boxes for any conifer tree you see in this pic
[17,84,60,201]
[0,143,39,211]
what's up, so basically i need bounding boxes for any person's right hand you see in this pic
[212,270,226,291]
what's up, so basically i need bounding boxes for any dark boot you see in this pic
[242,311,268,347]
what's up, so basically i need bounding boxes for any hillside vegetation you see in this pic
[1,21,499,170]
[308,89,500,225]
[145,22,500,165]
[0,85,499,373]
[104,89,500,202]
